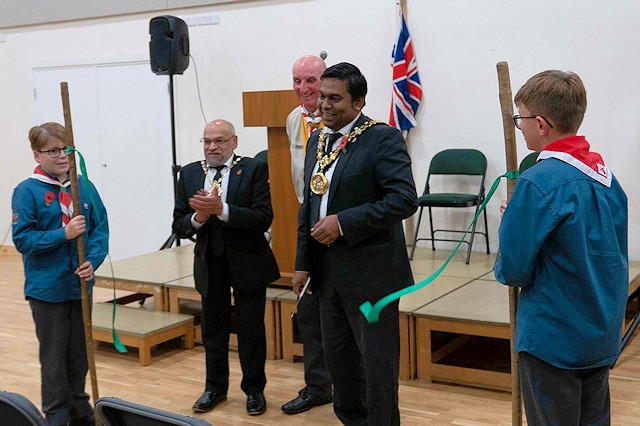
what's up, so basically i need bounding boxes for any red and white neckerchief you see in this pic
[538,135,612,187]
[301,107,324,153]
[302,108,323,136]
[30,165,73,226]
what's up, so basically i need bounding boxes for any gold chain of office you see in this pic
[200,157,243,196]
[311,120,386,195]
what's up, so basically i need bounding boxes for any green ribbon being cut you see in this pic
[65,146,127,354]
[359,170,520,324]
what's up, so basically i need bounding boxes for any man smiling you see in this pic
[282,55,333,415]
[293,62,417,425]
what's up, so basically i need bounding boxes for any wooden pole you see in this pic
[496,61,522,425]
[60,82,100,406]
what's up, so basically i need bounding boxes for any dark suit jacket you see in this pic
[173,155,280,297]
[296,115,418,301]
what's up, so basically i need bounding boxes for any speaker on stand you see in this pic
[149,15,190,249]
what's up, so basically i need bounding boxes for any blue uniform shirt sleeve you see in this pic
[12,182,67,255]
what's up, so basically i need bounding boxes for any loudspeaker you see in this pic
[149,16,190,75]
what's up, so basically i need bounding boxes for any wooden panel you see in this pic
[429,364,511,392]
[166,283,284,359]
[415,316,512,392]
[242,90,299,128]
[268,127,299,274]
[427,317,511,339]
[242,90,300,277]
[91,303,194,366]
[279,297,303,362]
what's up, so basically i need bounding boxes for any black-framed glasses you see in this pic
[513,115,554,130]
[200,135,235,146]
[37,147,68,158]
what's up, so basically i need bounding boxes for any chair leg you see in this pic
[428,207,436,251]
[465,205,481,264]
[409,207,424,261]
[483,204,490,254]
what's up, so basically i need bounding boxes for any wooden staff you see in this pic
[61,82,100,405]
[496,61,522,425]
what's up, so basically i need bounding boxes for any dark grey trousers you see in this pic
[29,298,92,426]
[296,290,332,397]
[519,351,611,426]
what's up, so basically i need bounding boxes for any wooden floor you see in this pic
[3,245,640,425]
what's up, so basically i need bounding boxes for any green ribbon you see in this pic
[359,170,519,324]
[65,146,127,353]
[64,146,99,219]
[104,256,128,354]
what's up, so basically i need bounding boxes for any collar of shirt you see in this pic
[302,105,320,118]
[324,112,362,147]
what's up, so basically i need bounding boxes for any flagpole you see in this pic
[396,0,417,245]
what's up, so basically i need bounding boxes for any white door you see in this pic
[33,62,173,261]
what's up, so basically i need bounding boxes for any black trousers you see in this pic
[296,290,332,397]
[519,351,611,426]
[319,273,400,426]
[29,298,93,426]
[201,254,267,395]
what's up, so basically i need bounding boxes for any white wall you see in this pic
[1,0,639,260]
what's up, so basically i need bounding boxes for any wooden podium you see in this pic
[243,90,300,281]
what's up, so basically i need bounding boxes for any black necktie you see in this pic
[210,165,226,257]
[212,165,225,181]
[326,132,342,154]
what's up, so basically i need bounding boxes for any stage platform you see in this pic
[92,244,640,389]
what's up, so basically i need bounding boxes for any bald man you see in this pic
[282,55,333,415]
[287,55,327,204]
[172,119,280,416]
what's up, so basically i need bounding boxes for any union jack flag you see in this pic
[389,11,422,131]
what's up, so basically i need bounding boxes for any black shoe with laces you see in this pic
[281,387,333,415]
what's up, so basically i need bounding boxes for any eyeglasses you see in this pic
[513,115,554,130]
[37,147,68,158]
[200,135,235,146]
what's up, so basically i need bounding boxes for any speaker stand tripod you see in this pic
[160,74,181,250]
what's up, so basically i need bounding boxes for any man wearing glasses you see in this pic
[172,119,280,416]
[495,70,628,425]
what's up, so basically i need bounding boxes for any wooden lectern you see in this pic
[243,90,300,282]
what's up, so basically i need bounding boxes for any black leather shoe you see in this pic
[246,393,267,415]
[192,391,227,413]
[281,387,333,415]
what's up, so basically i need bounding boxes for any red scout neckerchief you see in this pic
[537,135,612,188]
[30,165,74,226]
[301,107,323,154]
